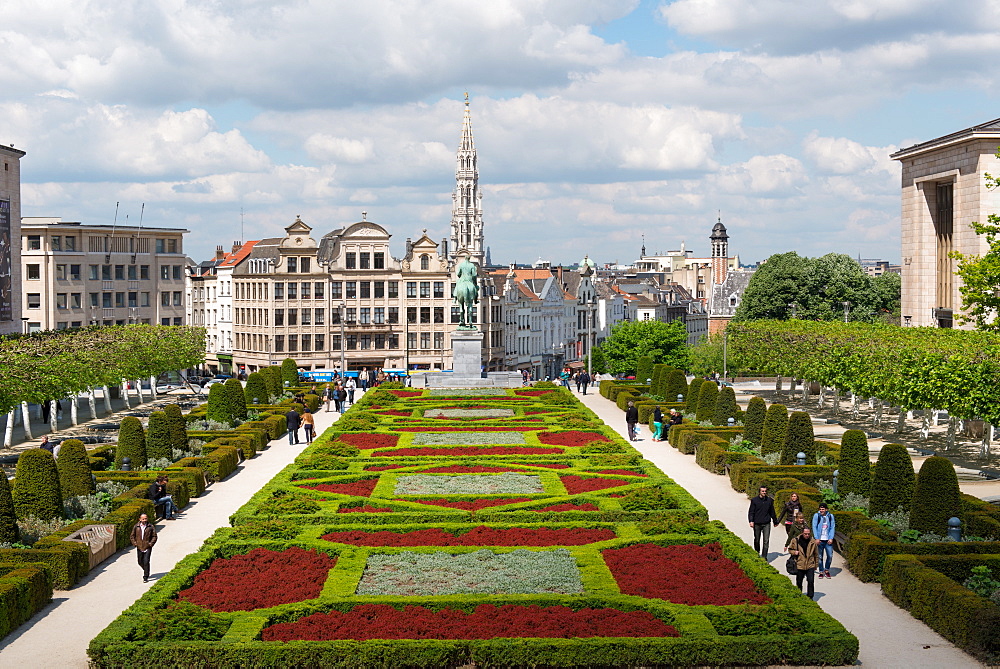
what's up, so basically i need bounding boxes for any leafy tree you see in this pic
[164,404,188,454]
[635,356,655,384]
[0,473,18,543]
[588,345,608,374]
[838,430,871,497]
[743,396,767,448]
[598,320,689,376]
[13,449,63,520]
[665,369,688,403]
[951,166,1000,330]
[909,456,961,535]
[244,372,270,405]
[685,378,702,413]
[760,404,788,456]
[145,411,173,461]
[56,438,96,498]
[712,386,738,426]
[281,358,299,387]
[115,416,147,470]
[695,380,718,423]
[869,443,915,516]
[781,411,815,465]
[224,378,247,421]
[205,383,230,424]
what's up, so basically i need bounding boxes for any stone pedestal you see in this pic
[450,329,484,377]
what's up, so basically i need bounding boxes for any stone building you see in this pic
[891,118,1000,328]
[0,144,25,335]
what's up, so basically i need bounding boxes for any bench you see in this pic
[62,524,116,570]
[832,530,849,553]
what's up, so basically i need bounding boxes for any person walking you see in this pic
[652,406,664,441]
[147,475,177,520]
[786,527,820,599]
[748,486,779,559]
[580,370,591,395]
[787,511,808,541]
[359,368,369,391]
[302,409,315,444]
[777,492,804,540]
[336,384,348,413]
[130,513,157,583]
[346,377,357,406]
[812,503,837,578]
[574,371,582,393]
[285,407,301,445]
[559,367,571,390]
[625,400,639,441]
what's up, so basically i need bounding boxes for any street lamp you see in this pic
[587,296,597,374]
[788,302,797,319]
[21,317,28,335]
[903,315,912,327]
[842,300,851,323]
[339,302,346,380]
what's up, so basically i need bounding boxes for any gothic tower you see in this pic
[710,215,729,286]
[449,93,485,266]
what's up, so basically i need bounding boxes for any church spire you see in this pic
[449,92,485,266]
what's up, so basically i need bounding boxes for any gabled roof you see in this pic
[219,240,260,267]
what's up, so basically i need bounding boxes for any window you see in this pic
[71,321,82,328]
[156,239,165,253]
[420,281,430,298]
[433,281,444,298]
[434,307,444,323]
[406,282,417,298]
[388,307,399,324]
[173,291,182,306]
[407,332,417,349]
[89,293,99,307]
[140,292,150,307]
[451,306,461,323]
[173,316,182,325]
[374,252,385,269]
[27,293,41,309]
[56,321,68,330]
[288,309,298,326]
[420,254,429,270]
[331,282,342,300]
[161,317,170,325]
[104,293,113,308]
[330,309,341,324]
[274,309,284,326]
[274,282,284,299]
[407,307,417,323]
[434,332,444,349]
[69,264,81,280]
[302,309,311,325]
[65,236,76,251]
[287,257,297,273]
[287,282,297,299]
[420,332,430,349]
[114,265,124,280]
[388,281,398,298]
[360,307,370,324]
[301,282,311,299]
[51,236,61,251]
[274,335,285,352]
[128,292,137,308]
[314,282,325,299]
[346,308,357,324]
[115,292,125,308]
[100,265,111,280]
[346,282,356,299]
[288,335,298,352]
[314,334,324,351]
[374,307,385,324]
[346,334,357,350]
[360,282,370,299]
[375,333,385,349]
[160,266,170,280]
[89,265,99,280]
[301,257,310,273]
[140,265,150,280]
[315,308,325,325]
[345,252,356,269]
[27,264,40,280]
[301,334,311,351]
[374,281,384,298]
[27,235,40,250]
[167,239,178,253]
[389,334,399,349]
[173,265,182,280]
[359,253,370,269]
[56,264,67,281]
[331,335,341,350]
[420,306,430,324]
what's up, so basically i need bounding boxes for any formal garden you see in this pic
[87,383,858,667]
[602,350,1000,663]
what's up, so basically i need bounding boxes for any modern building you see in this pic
[891,118,1000,328]
[19,218,188,332]
[0,144,26,335]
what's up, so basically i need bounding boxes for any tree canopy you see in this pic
[595,320,688,375]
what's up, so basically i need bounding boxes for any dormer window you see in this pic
[346,252,356,269]
[420,254,430,270]
[287,257,297,273]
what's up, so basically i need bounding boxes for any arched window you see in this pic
[420,254,429,270]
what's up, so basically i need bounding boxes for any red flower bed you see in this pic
[411,396,528,401]
[538,431,610,447]
[388,390,422,397]
[413,465,524,474]
[400,498,532,510]
[320,525,615,546]
[365,464,408,471]
[338,505,394,513]
[393,426,538,432]
[377,410,412,416]
[533,503,600,512]
[603,543,770,605]
[561,475,631,494]
[339,433,399,449]
[262,603,678,641]
[596,469,648,477]
[178,547,333,612]
[515,390,554,396]
[298,479,378,497]
[374,446,563,457]
[514,462,571,469]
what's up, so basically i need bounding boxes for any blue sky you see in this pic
[4,0,1000,265]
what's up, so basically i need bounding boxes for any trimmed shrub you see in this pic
[263,366,282,399]
[909,456,961,535]
[651,364,668,397]
[743,396,766,449]
[164,404,188,454]
[869,443,915,516]
[145,412,172,461]
[712,386,738,426]
[665,369,687,404]
[56,439,96,499]
[244,372,270,405]
[224,378,247,421]
[205,383,230,424]
[695,380,718,423]
[838,430,870,497]
[781,411,815,465]
[635,356,654,384]
[0,474,18,543]
[115,416,148,470]
[760,403,788,456]
[281,358,298,387]
[685,378,702,413]
[12,449,63,521]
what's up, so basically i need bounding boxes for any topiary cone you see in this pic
[244,371,270,405]
[685,378,702,414]
[712,386,738,426]
[13,449,63,521]
[145,411,173,461]
[695,380,718,423]
[665,369,688,404]
[115,416,147,470]
[281,358,298,387]
[743,397,767,449]
[838,430,871,497]
[781,411,815,465]
[224,378,247,421]
[869,443,915,516]
[56,438,96,499]
[909,456,961,535]
[205,383,230,424]
[760,403,788,456]
[0,473,19,543]
[164,404,188,454]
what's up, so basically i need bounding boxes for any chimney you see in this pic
[232,240,242,254]
[215,245,225,260]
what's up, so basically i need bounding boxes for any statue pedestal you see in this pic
[450,329,483,377]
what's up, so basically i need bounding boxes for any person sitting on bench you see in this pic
[147,475,177,520]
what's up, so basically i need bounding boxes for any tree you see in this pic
[57,438,96,499]
[743,396,767,448]
[781,411,815,465]
[695,380,718,423]
[588,345,608,374]
[712,386,738,426]
[224,378,248,421]
[0,473,18,543]
[598,320,689,376]
[244,371,270,405]
[281,358,299,387]
[760,403,788,456]
[951,172,1000,330]
[164,404,188,455]
[13,449,63,520]
[685,378,702,413]
[650,364,667,397]
[665,369,688,403]
[115,416,147,470]
[205,383,230,424]
[636,356,654,384]
[909,456,962,535]
[838,430,870,497]
[688,333,724,377]
[869,443,915,516]
[145,411,173,461]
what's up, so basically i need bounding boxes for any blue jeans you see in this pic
[817,539,833,571]
[288,428,299,444]
[154,495,176,519]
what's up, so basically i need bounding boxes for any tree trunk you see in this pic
[775,375,783,395]
[88,389,98,419]
[789,379,798,401]
[920,411,930,440]
[803,381,811,403]
[20,402,32,440]
[3,411,14,448]
[49,399,58,434]
[832,389,840,416]
[70,395,79,426]
[946,417,957,450]
[874,400,883,427]
[896,407,907,433]
[136,380,145,404]
[121,381,131,408]
[981,428,991,459]
[852,393,860,419]
[817,385,825,408]
[103,386,113,415]
[932,410,940,428]
[149,376,157,399]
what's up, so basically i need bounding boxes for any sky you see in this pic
[4,0,1000,266]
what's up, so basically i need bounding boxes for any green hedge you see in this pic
[208,435,257,460]
[0,562,52,639]
[174,446,240,484]
[846,534,1000,583]
[97,468,206,499]
[694,438,757,475]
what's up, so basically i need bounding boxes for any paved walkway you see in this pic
[0,399,350,667]
[577,387,983,668]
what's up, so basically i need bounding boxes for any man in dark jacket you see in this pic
[147,475,177,520]
[130,513,157,582]
[285,408,301,444]
[625,400,639,441]
[580,371,591,395]
[748,486,779,559]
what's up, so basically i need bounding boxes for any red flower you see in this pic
[377,409,412,416]
[365,464,408,471]
[596,469,647,477]
[374,446,563,457]
[411,465,525,474]
[298,478,378,497]
[513,462,571,469]
[561,475,631,494]
[339,433,399,449]
[399,497,532,510]
[538,431,610,447]
[338,505,394,513]
[532,503,600,512]
[320,526,615,546]
[393,426,538,432]
[602,543,770,605]
[388,390,422,397]
[514,390,554,396]
[178,547,333,612]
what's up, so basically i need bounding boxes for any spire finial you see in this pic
[464,91,469,107]
[361,210,367,221]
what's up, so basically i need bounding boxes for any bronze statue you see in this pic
[453,253,479,329]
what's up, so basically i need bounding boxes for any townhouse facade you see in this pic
[0,144,25,335]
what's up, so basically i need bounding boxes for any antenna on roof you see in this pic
[132,203,144,263]
[106,202,119,264]
[240,207,245,245]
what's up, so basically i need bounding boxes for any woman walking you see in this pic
[786,527,820,599]
[652,407,664,441]
[777,492,804,539]
[302,409,315,444]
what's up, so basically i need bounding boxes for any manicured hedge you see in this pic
[12,449,63,521]
[869,443,915,516]
[909,456,961,536]
[57,439,96,499]
[846,534,1000,583]
[0,562,52,639]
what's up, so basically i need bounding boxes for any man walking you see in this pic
[336,384,348,413]
[748,486,778,559]
[130,513,157,582]
[346,377,357,406]
[812,503,837,579]
[285,406,301,444]
[625,400,639,441]
[580,370,591,395]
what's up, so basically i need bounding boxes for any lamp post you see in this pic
[788,302,797,319]
[903,315,911,327]
[842,300,851,323]
[339,302,346,380]
[21,317,28,335]
[587,297,597,374]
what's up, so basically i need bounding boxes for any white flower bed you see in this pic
[355,549,584,596]
[411,431,528,445]
[425,408,515,419]
[394,473,544,495]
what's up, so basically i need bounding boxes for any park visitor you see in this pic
[813,503,837,578]
[130,513,157,583]
[786,527,820,599]
[747,486,778,559]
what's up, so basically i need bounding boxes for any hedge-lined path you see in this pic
[0,397,352,667]
[578,387,982,669]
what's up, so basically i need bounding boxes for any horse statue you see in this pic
[453,253,479,329]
